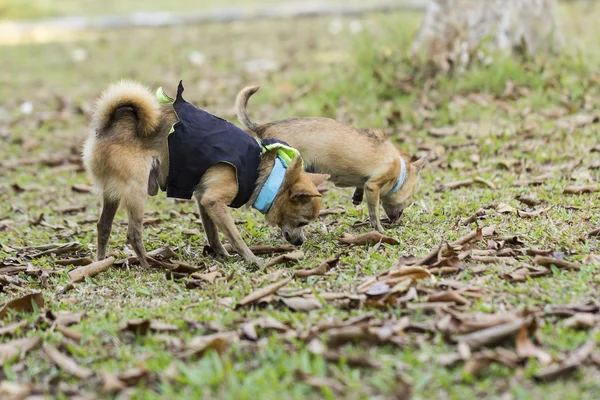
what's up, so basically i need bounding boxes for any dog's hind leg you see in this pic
[97,195,119,260]
[124,194,150,268]
[364,181,384,232]
[197,202,230,258]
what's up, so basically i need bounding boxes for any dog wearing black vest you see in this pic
[83,81,328,267]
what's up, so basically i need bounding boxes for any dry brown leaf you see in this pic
[563,313,596,330]
[516,195,542,206]
[182,228,201,236]
[68,256,114,283]
[319,207,347,217]
[473,176,496,189]
[563,184,598,194]
[517,206,552,218]
[496,203,515,214]
[55,257,94,266]
[264,250,304,268]
[428,126,457,137]
[222,244,295,255]
[190,271,220,283]
[339,232,399,246]
[115,247,176,266]
[100,371,126,394]
[428,291,470,305]
[454,317,531,349]
[515,324,552,365]
[464,348,520,376]
[294,370,344,394]
[42,344,93,379]
[47,310,86,327]
[589,228,600,237]
[534,255,580,271]
[460,208,488,225]
[0,337,41,366]
[0,381,33,399]
[28,242,82,258]
[0,293,44,319]
[502,265,550,282]
[294,255,340,278]
[57,325,84,342]
[237,277,292,308]
[436,179,474,191]
[71,184,93,193]
[121,319,151,336]
[535,341,595,382]
[180,332,238,358]
[281,297,323,312]
[0,320,28,337]
[117,367,149,386]
[471,256,518,265]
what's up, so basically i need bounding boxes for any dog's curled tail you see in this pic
[235,85,261,132]
[92,80,160,137]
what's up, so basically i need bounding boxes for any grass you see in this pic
[1,1,600,399]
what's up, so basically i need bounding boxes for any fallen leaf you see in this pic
[515,324,552,364]
[563,185,598,194]
[0,320,28,337]
[294,370,344,394]
[121,319,151,336]
[534,255,580,271]
[428,126,457,137]
[496,203,515,214]
[454,317,531,349]
[0,381,33,399]
[264,250,304,268]
[182,228,201,236]
[47,310,86,327]
[43,344,93,379]
[180,332,238,358]
[294,255,340,278]
[68,256,114,283]
[517,206,552,218]
[464,348,520,376]
[57,325,84,342]
[535,341,595,381]
[516,195,542,206]
[0,337,41,366]
[436,179,474,191]
[319,207,347,217]
[100,371,126,393]
[28,242,82,258]
[588,228,599,237]
[71,184,93,193]
[117,367,149,386]
[237,277,292,308]
[502,265,550,282]
[115,247,176,266]
[0,293,44,319]
[190,271,220,283]
[428,291,470,305]
[563,313,596,330]
[281,297,323,312]
[460,208,488,225]
[222,244,295,255]
[339,232,399,246]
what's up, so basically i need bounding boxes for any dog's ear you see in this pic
[307,173,330,187]
[411,156,427,174]
[290,183,321,200]
[147,157,160,196]
[282,157,303,188]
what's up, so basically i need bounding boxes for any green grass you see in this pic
[1,2,600,399]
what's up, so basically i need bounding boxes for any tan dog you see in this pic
[83,81,328,267]
[236,86,426,232]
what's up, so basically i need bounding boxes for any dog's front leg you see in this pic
[97,195,119,260]
[200,196,263,267]
[124,195,150,268]
[364,182,384,232]
[197,203,230,258]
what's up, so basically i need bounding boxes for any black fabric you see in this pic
[166,81,263,208]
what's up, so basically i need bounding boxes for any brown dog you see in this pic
[83,81,328,267]
[236,86,426,232]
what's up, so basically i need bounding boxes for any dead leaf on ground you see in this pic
[428,126,457,137]
[68,256,114,284]
[57,325,84,342]
[294,255,340,278]
[180,332,238,358]
[0,337,42,366]
[517,206,552,218]
[56,257,94,266]
[190,271,220,284]
[454,317,531,350]
[588,228,600,237]
[436,179,474,191]
[115,247,176,266]
[0,320,28,337]
[535,341,595,382]
[460,208,488,225]
[117,367,149,386]
[339,232,399,246]
[42,344,93,379]
[502,265,551,282]
[515,324,552,365]
[121,319,151,336]
[464,348,520,376]
[264,250,304,268]
[428,291,470,305]
[563,313,596,330]
[0,292,44,319]
[0,381,33,399]
[281,297,323,312]
[47,310,86,327]
[534,255,580,271]
[563,184,598,194]
[512,174,552,187]
[222,243,295,255]
[516,194,542,206]
[100,371,126,394]
[294,370,344,394]
[319,207,347,217]
[237,277,292,308]
[496,203,515,214]
[71,184,93,193]
[28,242,82,258]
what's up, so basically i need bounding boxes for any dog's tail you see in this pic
[92,80,160,137]
[235,85,261,132]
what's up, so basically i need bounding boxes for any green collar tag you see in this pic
[156,87,174,104]
[260,141,301,167]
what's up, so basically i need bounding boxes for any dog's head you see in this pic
[266,158,329,245]
[381,156,426,222]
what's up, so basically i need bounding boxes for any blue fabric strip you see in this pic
[385,157,407,197]
[253,157,287,214]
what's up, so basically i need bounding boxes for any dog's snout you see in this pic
[284,231,291,242]
[291,236,304,246]
[387,209,404,223]
[283,231,304,246]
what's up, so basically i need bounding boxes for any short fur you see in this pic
[236,85,426,231]
[83,81,328,267]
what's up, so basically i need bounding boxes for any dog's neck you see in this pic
[248,151,278,209]
[384,156,407,197]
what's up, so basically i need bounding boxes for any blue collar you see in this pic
[384,157,407,197]
[253,157,287,214]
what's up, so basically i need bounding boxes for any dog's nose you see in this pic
[291,236,304,246]
[388,209,404,223]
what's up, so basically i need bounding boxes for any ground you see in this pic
[1,1,600,399]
